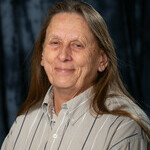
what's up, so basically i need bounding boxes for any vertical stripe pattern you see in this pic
[1,86,149,150]
[28,113,44,150]
[13,110,29,150]
[81,114,98,150]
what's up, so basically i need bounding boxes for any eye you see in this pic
[49,39,61,47]
[51,41,59,45]
[71,42,84,50]
[76,44,82,47]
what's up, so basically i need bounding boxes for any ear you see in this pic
[98,51,108,72]
[41,53,44,66]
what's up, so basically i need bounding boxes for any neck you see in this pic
[53,83,94,115]
[53,87,81,115]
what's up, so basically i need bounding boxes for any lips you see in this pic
[55,68,75,73]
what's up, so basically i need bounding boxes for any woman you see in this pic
[1,1,150,150]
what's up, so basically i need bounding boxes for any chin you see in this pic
[52,80,75,89]
[54,84,74,89]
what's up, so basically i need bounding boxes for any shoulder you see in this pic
[96,113,144,136]
[88,109,149,150]
[105,96,150,129]
[94,113,149,150]
[15,103,44,128]
[7,106,42,137]
[1,106,43,149]
[97,95,150,149]
[106,114,149,149]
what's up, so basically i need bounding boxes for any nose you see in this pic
[57,46,72,62]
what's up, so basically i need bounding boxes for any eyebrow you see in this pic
[46,34,60,41]
[46,34,89,46]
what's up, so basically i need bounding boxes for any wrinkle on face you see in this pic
[41,12,102,94]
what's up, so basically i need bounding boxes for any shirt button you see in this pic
[53,133,57,139]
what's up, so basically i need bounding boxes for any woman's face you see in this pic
[41,12,107,92]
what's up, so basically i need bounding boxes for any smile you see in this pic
[55,68,75,73]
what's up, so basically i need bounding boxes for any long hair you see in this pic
[18,1,150,137]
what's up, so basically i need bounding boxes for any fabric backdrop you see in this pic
[0,0,150,147]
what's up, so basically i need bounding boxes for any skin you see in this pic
[41,13,108,115]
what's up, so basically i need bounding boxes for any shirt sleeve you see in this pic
[108,135,149,150]
[107,116,149,150]
[1,119,17,150]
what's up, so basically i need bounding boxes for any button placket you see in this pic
[53,133,57,139]
[46,108,69,149]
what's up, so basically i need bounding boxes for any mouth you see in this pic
[55,68,75,73]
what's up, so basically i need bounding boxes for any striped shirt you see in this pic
[1,86,150,150]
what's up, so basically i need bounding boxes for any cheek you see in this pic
[43,49,56,64]
[74,50,91,66]
[75,52,94,75]
[79,51,99,75]
[82,51,94,67]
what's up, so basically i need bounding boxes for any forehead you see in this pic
[46,12,95,41]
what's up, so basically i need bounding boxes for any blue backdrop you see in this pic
[0,0,150,147]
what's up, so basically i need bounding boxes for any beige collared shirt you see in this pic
[1,86,150,150]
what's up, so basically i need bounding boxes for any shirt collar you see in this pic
[42,86,54,115]
[42,85,94,125]
[65,86,94,124]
